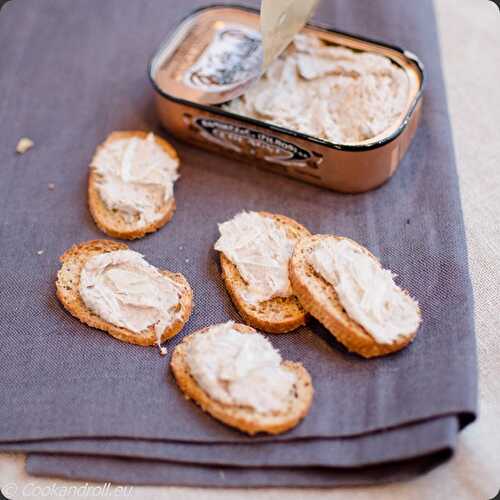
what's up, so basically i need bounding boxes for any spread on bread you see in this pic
[185,321,297,413]
[79,249,182,348]
[214,211,296,304]
[224,33,409,144]
[307,238,421,344]
[91,132,179,228]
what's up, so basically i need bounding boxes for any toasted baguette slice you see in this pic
[171,323,313,435]
[88,131,178,240]
[219,212,310,334]
[290,235,420,358]
[56,239,192,346]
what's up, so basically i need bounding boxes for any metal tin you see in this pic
[149,4,424,193]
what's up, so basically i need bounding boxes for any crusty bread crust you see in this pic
[55,239,193,346]
[219,212,310,334]
[88,131,178,240]
[171,323,314,435]
[290,235,421,358]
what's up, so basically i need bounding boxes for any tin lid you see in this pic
[151,4,316,106]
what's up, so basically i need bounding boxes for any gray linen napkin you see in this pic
[0,0,476,486]
[26,451,453,488]
[2,416,458,467]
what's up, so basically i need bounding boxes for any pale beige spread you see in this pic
[185,322,296,413]
[79,250,181,346]
[214,211,296,304]
[308,238,420,344]
[91,133,179,227]
[224,33,409,144]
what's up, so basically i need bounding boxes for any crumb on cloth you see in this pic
[16,137,34,154]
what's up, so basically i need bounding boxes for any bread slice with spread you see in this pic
[171,321,313,435]
[56,240,192,351]
[290,235,421,358]
[88,131,179,240]
[214,211,310,333]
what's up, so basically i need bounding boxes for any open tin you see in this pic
[149,4,424,193]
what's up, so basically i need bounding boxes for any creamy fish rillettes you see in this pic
[224,33,409,145]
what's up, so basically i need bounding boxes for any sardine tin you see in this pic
[149,4,424,193]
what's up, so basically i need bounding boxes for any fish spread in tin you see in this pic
[223,33,410,145]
